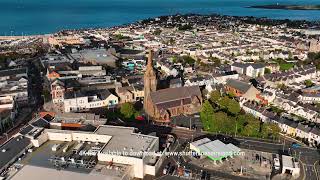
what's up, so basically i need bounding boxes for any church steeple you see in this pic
[147,49,153,68]
[144,49,157,112]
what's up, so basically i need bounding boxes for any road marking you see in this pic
[313,160,319,180]
[300,159,306,180]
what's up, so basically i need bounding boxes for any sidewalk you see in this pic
[280,133,317,150]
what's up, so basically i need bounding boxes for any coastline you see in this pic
[248,4,320,11]
[1,13,320,38]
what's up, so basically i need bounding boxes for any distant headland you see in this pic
[248,4,320,11]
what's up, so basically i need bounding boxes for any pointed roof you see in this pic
[226,79,252,93]
[144,50,156,77]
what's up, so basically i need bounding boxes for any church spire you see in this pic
[144,49,157,113]
[147,49,153,68]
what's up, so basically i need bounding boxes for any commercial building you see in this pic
[190,138,241,163]
[10,125,161,179]
[281,155,300,177]
[0,136,31,174]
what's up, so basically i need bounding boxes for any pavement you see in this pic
[166,127,320,180]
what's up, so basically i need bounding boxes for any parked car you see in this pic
[291,142,301,148]
[163,162,171,175]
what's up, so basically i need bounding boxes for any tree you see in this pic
[214,112,233,133]
[241,114,260,137]
[169,38,175,45]
[261,123,281,140]
[227,99,241,115]
[277,83,287,91]
[42,89,51,102]
[217,96,240,115]
[236,115,248,135]
[182,55,196,65]
[304,80,314,87]
[264,68,271,74]
[153,29,162,35]
[178,24,193,31]
[210,90,221,103]
[120,103,136,119]
[200,100,214,131]
[218,96,230,109]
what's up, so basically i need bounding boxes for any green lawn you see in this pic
[279,63,294,71]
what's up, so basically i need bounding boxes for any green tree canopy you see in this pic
[261,123,281,139]
[200,100,214,131]
[264,68,271,74]
[304,80,314,87]
[120,102,136,119]
[210,90,221,103]
[182,55,196,65]
[227,99,241,115]
[217,96,240,115]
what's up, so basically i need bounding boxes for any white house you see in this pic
[308,127,320,146]
[231,63,265,78]
[184,76,214,87]
[64,90,118,112]
[295,124,311,140]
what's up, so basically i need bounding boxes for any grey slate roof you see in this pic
[296,124,311,133]
[226,79,251,93]
[150,86,201,104]
[310,127,320,136]
[232,63,265,69]
[0,68,27,78]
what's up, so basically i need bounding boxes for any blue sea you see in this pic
[1,0,320,35]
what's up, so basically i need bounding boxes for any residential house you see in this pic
[298,93,320,103]
[0,68,29,110]
[116,85,144,103]
[296,124,311,140]
[184,76,214,87]
[240,101,278,122]
[278,118,298,136]
[263,65,317,87]
[63,89,118,112]
[231,63,265,78]
[116,86,135,103]
[156,60,179,77]
[309,127,320,146]
[212,71,239,84]
[169,78,182,88]
[266,63,280,73]
[225,79,261,102]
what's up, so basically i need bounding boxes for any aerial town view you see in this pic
[0,0,320,180]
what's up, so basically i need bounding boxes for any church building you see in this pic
[143,50,202,123]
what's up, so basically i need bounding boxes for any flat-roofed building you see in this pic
[0,136,31,174]
[19,125,160,179]
[281,155,300,177]
[190,138,241,163]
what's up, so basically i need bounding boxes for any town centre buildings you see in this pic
[4,125,162,179]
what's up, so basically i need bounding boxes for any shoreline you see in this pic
[248,4,320,11]
[1,13,320,38]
